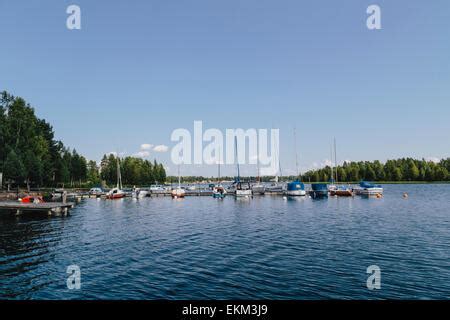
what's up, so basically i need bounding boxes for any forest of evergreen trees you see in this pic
[99,154,166,186]
[301,158,450,183]
[0,91,166,189]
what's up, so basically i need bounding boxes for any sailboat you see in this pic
[171,165,186,199]
[251,143,265,195]
[286,127,306,196]
[234,137,252,197]
[213,150,226,199]
[106,157,126,199]
[266,142,284,193]
[329,138,354,197]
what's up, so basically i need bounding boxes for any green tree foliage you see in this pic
[100,154,166,187]
[302,158,450,182]
[0,91,88,188]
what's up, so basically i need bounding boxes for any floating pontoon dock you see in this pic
[0,201,75,216]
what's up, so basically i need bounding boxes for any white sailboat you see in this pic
[106,157,126,199]
[171,165,186,199]
[286,127,306,196]
[213,150,226,198]
[267,137,284,192]
[251,142,265,195]
[234,137,252,197]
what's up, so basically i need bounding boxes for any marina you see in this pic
[1,183,450,299]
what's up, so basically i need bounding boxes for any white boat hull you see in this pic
[171,188,186,198]
[356,187,383,195]
[286,190,306,196]
[236,189,252,197]
[251,184,266,195]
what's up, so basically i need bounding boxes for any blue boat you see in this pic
[310,183,328,199]
[286,180,306,196]
[355,181,383,196]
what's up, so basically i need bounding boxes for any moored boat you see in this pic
[251,182,265,195]
[133,188,149,199]
[235,181,252,197]
[309,183,328,199]
[20,195,44,203]
[286,128,306,197]
[171,165,186,199]
[106,157,125,200]
[171,187,186,198]
[212,150,226,199]
[213,185,226,199]
[286,180,306,196]
[106,187,126,199]
[330,186,354,197]
[355,181,383,196]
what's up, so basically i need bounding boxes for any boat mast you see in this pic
[334,137,338,184]
[218,148,221,183]
[178,165,181,188]
[256,138,260,183]
[235,136,240,182]
[116,156,122,189]
[330,143,334,184]
[274,132,279,183]
[294,127,300,179]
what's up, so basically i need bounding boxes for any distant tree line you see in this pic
[0,91,166,189]
[301,158,450,183]
[100,154,166,187]
[168,158,450,183]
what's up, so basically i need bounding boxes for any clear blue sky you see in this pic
[1,0,449,176]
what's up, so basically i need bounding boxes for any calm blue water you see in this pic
[1,184,450,300]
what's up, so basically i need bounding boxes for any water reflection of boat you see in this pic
[310,183,328,199]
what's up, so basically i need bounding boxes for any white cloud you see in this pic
[153,145,169,153]
[425,157,441,163]
[140,144,153,151]
[134,151,150,158]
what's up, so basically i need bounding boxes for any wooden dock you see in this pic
[0,201,75,216]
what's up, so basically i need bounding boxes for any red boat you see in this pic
[20,196,45,203]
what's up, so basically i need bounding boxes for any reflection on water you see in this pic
[1,184,450,299]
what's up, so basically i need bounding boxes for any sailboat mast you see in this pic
[330,143,334,183]
[235,136,240,182]
[218,148,221,182]
[334,137,338,184]
[116,157,121,189]
[294,127,299,178]
[178,165,181,188]
[256,139,260,183]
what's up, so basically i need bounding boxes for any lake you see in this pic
[1,184,450,299]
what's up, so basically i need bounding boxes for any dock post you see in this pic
[63,191,67,204]
[64,207,68,216]
[48,210,52,216]
[15,209,21,216]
